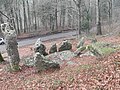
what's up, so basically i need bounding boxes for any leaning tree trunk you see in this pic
[1,23,20,71]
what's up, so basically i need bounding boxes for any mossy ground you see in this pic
[91,42,119,56]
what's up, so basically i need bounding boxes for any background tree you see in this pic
[96,0,102,35]
[73,0,82,35]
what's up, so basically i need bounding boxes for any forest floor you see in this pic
[0,34,120,90]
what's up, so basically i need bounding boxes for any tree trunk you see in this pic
[0,13,4,33]
[33,0,37,31]
[15,11,20,34]
[0,13,4,23]
[19,10,23,33]
[54,0,58,31]
[23,0,27,33]
[27,0,31,32]
[68,1,72,28]
[108,0,112,24]
[62,5,66,29]
[78,7,82,35]
[10,8,17,32]
[59,9,62,27]
[96,0,102,35]
[55,8,58,30]
[73,0,82,35]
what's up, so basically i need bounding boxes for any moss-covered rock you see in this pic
[87,45,102,57]
[34,52,60,72]
[23,57,34,67]
[58,40,72,52]
[87,42,118,56]
[47,50,75,64]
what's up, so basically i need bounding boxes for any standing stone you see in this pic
[0,53,4,62]
[34,38,48,56]
[34,52,60,72]
[58,40,72,52]
[77,37,85,48]
[1,23,20,71]
[91,38,97,43]
[74,46,86,56]
[49,43,57,54]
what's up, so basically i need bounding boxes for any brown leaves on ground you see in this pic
[1,35,120,90]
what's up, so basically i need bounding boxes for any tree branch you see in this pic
[73,0,79,7]
[0,11,9,19]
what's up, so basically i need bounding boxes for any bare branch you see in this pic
[73,0,79,7]
[0,11,9,19]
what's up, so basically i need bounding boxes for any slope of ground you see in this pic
[0,35,120,90]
